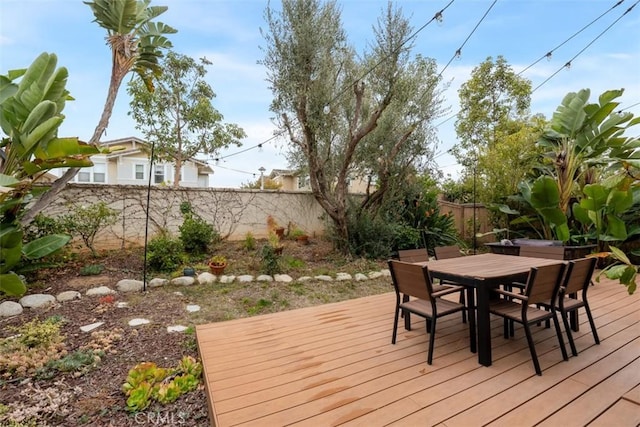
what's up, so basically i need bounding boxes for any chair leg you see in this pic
[392,308,400,344]
[552,313,568,361]
[561,310,578,357]
[427,316,436,365]
[523,322,542,376]
[402,294,411,330]
[584,302,600,344]
[460,292,467,324]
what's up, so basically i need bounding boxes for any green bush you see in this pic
[178,205,217,254]
[80,264,104,276]
[146,235,184,272]
[260,244,281,275]
[345,210,396,259]
[58,202,119,256]
[243,232,256,251]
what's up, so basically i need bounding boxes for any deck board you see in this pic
[196,275,639,426]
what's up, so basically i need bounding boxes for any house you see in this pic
[57,137,214,188]
[269,169,374,194]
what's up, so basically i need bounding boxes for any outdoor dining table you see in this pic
[419,253,566,367]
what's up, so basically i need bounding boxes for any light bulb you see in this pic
[545,52,552,61]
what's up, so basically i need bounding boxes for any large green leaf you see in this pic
[0,223,22,248]
[0,272,27,296]
[22,234,70,259]
[530,176,560,209]
[0,174,20,187]
[0,245,22,273]
[572,203,591,226]
[581,184,608,212]
[605,214,627,240]
[607,189,633,214]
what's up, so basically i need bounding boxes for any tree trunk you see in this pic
[20,63,126,227]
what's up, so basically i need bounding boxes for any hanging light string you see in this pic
[432,0,635,139]
[518,0,625,76]
[532,0,638,93]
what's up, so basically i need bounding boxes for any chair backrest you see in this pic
[434,245,462,260]
[518,245,565,260]
[562,257,597,295]
[524,263,567,305]
[397,248,429,263]
[388,260,433,301]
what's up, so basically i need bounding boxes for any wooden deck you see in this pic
[196,276,640,426]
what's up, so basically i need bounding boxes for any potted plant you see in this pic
[290,227,309,245]
[208,255,227,275]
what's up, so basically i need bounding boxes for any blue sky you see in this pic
[1,0,639,187]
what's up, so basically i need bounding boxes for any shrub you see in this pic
[146,234,184,272]
[260,244,281,275]
[178,203,218,254]
[344,210,396,259]
[58,202,119,256]
[243,232,256,251]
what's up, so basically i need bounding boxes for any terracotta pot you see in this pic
[208,263,226,275]
[275,227,285,238]
[296,235,309,245]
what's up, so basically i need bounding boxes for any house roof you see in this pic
[101,137,214,174]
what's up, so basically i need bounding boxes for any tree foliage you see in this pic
[21,0,176,224]
[128,51,245,186]
[260,0,446,252]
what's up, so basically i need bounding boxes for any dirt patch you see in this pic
[0,238,391,426]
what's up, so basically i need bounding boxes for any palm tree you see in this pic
[21,0,176,226]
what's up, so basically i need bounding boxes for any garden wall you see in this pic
[38,184,490,250]
[437,200,492,245]
[40,184,327,250]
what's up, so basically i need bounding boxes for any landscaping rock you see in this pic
[197,272,216,285]
[274,274,293,283]
[80,322,104,332]
[381,269,391,277]
[368,271,383,279]
[0,301,23,317]
[237,275,254,283]
[297,276,312,282]
[256,275,273,282]
[57,291,81,302]
[149,278,169,288]
[171,276,195,286]
[336,273,352,281]
[186,305,200,313]
[19,294,56,309]
[116,302,129,308]
[315,275,333,282]
[167,325,188,333]
[355,273,369,281]
[128,318,150,327]
[86,286,116,296]
[116,279,144,292]
[219,275,235,284]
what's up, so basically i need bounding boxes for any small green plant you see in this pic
[179,202,218,254]
[79,264,104,276]
[146,234,184,272]
[209,255,227,266]
[260,244,281,275]
[35,349,104,379]
[243,231,256,251]
[58,202,119,257]
[122,356,202,412]
[1,317,67,378]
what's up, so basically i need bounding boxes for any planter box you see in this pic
[485,240,596,260]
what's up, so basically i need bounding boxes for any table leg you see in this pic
[476,285,492,366]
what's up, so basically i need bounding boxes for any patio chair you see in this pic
[388,260,469,365]
[489,263,569,375]
[549,257,599,356]
[433,245,467,323]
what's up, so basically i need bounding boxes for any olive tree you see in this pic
[261,0,446,252]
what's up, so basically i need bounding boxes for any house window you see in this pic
[297,175,309,189]
[77,171,90,182]
[154,165,165,184]
[135,164,145,180]
[93,163,106,183]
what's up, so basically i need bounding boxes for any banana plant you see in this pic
[0,53,106,295]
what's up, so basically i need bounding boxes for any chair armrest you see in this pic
[432,285,465,298]
[492,288,526,301]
